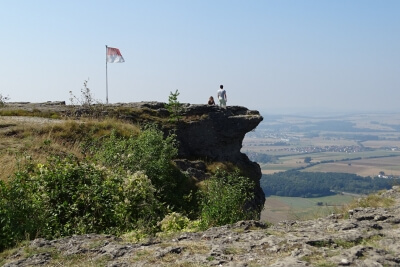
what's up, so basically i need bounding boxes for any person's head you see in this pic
[209,96,214,100]
[220,85,223,89]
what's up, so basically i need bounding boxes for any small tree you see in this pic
[304,157,312,163]
[0,94,10,107]
[69,79,98,107]
[69,79,103,117]
[165,89,183,123]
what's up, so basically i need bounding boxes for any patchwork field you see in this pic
[243,112,400,177]
[305,156,400,177]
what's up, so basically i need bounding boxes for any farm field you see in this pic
[243,112,400,177]
[259,152,400,176]
[304,155,400,177]
[260,194,355,224]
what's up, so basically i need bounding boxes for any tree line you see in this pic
[261,171,397,198]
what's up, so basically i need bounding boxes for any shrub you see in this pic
[68,79,104,118]
[0,155,163,250]
[116,171,162,230]
[36,157,163,237]
[0,160,45,250]
[158,212,190,233]
[0,181,14,251]
[91,124,197,213]
[199,169,257,228]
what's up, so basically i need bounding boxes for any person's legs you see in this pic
[219,98,226,108]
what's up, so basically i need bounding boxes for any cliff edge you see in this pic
[2,101,265,214]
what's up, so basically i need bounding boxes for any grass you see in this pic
[345,193,395,210]
[262,188,398,224]
[332,189,398,221]
[48,254,111,267]
[261,194,355,223]
[0,109,62,119]
[0,117,140,182]
[300,252,336,267]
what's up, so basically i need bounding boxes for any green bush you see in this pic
[0,161,46,250]
[0,155,163,250]
[0,122,257,251]
[158,212,190,233]
[91,124,197,213]
[116,171,162,230]
[199,169,257,228]
[0,181,14,251]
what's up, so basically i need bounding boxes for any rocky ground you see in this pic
[2,186,400,267]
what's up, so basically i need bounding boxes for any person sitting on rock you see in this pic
[208,96,215,105]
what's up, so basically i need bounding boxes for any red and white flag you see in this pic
[107,47,125,63]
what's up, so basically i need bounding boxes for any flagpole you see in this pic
[105,45,109,104]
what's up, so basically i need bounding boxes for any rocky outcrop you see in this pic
[4,186,400,266]
[2,101,265,214]
[127,103,265,214]
[173,104,265,214]
[119,102,265,214]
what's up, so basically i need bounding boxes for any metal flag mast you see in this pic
[105,45,109,104]
[105,45,125,104]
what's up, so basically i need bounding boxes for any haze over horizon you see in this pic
[1,1,399,114]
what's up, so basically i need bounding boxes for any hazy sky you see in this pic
[1,1,399,114]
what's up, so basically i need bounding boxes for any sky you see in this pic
[1,0,399,114]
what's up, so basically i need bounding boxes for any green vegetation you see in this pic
[165,89,183,123]
[261,171,394,197]
[0,120,257,251]
[336,192,395,217]
[199,169,257,228]
[88,124,196,214]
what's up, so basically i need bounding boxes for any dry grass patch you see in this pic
[351,194,395,209]
[0,109,62,119]
[223,246,247,255]
[0,152,18,182]
[127,249,154,263]
[46,253,111,267]
[335,191,395,218]
[206,161,237,174]
[300,252,336,267]
[180,241,210,255]
[0,117,140,181]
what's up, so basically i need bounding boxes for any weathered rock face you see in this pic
[173,104,265,214]
[118,102,265,214]
[174,104,262,161]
